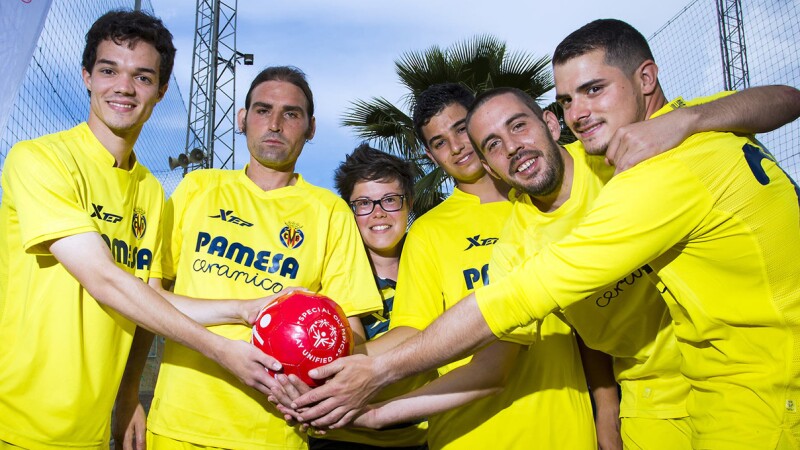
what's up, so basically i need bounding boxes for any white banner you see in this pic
[0,0,53,136]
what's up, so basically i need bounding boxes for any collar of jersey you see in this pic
[238,165,305,198]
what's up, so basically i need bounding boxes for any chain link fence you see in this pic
[649,0,800,180]
[0,0,186,196]
[0,1,183,438]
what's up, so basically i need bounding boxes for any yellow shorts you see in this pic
[621,417,692,450]
[147,432,227,450]
[0,440,26,450]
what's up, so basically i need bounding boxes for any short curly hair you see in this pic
[83,9,176,89]
[334,143,417,203]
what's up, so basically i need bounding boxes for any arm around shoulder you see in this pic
[607,85,800,173]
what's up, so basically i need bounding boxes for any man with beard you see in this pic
[466,86,690,449]
[290,19,800,450]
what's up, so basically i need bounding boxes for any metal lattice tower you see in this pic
[184,0,249,172]
[715,0,750,90]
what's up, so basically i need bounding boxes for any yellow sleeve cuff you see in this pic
[475,273,559,338]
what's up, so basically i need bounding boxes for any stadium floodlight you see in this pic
[235,51,254,66]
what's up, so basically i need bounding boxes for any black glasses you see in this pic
[349,194,406,216]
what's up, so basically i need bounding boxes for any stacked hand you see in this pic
[267,354,387,430]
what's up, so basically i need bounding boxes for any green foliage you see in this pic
[342,34,554,218]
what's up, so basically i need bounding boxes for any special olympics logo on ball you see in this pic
[308,318,338,350]
[250,291,354,387]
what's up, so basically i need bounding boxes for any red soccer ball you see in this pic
[251,291,353,387]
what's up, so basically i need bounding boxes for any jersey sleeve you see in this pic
[318,199,381,317]
[3,142,97,255]
[390,221,445,331]
[159,177,191,281]
[487,209,539,345]
[476,157,711,337]
[138,181,166,282]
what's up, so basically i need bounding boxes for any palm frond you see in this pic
[340,97,418,159]
[411,166,451,218]
[341,34,555,212]
[396,46,460,97]
[498,53,554,99]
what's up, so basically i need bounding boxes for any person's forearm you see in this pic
[688,85,800,135]
[51,232,281,397]
[366,340,517,427]
[576,336,621,449]
[373,293,497,387]
[367,382,498,428]
[349,316,368,346]
[50,234,225,359]
[362,326,419,356]
[112,326,153,447]
[91,265,229,358]
[153,283,248,326]
[116,326,154,403]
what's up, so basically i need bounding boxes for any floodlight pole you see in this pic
[184,0,249,173]
[715,0,750,90]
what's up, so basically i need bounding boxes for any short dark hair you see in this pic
[466,87,544,153]
[334,143,417,203]
[244,66,314,125]
[412,83,475,148]
[83,9,176,89]
[552,19,654,75]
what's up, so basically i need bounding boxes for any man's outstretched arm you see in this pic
[50,231,284,397]
[291,292,496,428]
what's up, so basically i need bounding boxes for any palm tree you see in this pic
[342,35,557,218]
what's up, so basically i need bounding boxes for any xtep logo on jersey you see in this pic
[91,203,123,223]
[131,207,147,240]
[209,209,254,227]
[464,235,499,250]
[280,221,305,249]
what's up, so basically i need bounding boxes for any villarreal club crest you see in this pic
[132,207,147,240]
[280,221,304,249]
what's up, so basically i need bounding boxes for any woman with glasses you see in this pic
[300,143,434,450]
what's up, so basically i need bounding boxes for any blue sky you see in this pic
[151,0,692,191]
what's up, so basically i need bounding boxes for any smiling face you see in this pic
[554,49,647,155]
[238,80,316,172]
[350,179,409,259]
[82,39,166,143]
[421,103,486,184]
[468,92,564,197]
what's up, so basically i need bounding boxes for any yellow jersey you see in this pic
[492,141,689,420]
[0,123,164,449]
[147,169,381,449]
[392,188,596,450]
[477,94,800,448]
